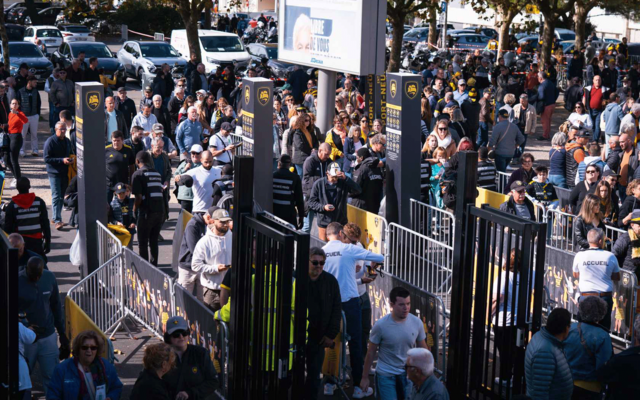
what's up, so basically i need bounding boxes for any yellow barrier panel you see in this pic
[322,319,343,378]
[347,204,385,254]
[65,297,111,360]
[476,187,510,209]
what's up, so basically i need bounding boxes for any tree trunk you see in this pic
[388,16,405,72]
[573,3,590,52]
[181,10,202,63]
[428,0,439,49]
[0,0,9,66]
[204,7,212,29]
[540,13,555,67]
[497,7,516,61]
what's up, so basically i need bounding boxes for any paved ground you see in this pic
[16,45,569,397]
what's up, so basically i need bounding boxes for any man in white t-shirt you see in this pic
[572,228,620,330]
[360,286,428,399]
[174,150,222,213]
[210,122,236,165]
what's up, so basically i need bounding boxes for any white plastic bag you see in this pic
[70,232,82,267]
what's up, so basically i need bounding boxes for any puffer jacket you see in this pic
[612,232,639,274]
[525,327,573,400]
[565,142,585,189]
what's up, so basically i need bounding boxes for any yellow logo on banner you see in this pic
[405,82,418,99]
[390,79,397,98]
[244,86,250,105]
[75,90,79,108]
[192,367,198,374]
[258,87,270,106]
[86,91,100,111]
[525,4,539,14]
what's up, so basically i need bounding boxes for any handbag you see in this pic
[0,130,9,151]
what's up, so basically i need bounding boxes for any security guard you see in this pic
[211,164,234,206]
[105,130,135,202]
[272,154,304,228]
[4,177,51,256]
[131,151,165,266]
[162,316,219,400]
[350,148,384,214]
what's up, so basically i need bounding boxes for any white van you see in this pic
[170,29,251,73]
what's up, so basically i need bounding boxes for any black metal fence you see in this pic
[0,231,20,399]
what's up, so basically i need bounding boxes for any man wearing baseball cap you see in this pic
[499,180,534,220]
[162,315,219,398]
[488,108,525,172]
[307,161,361,241]
[115,87,137,132]
[191,208,233,312]
[453,78,469,104]
[144,123,178,158]
[272,154,304,228]
[174,144,203,213]
[176,106,203,161]
[210,122,236,166]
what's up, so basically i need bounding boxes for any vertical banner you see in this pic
[241,77,274,212]
[375,74,387,125]
[384,73,421,227]
[365,74,375,129]
[123,248,173,334]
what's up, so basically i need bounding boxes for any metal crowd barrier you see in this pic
[97,221,123,266]
[409,199,455,248]
[546,208,577,252]
[385,222,453,316]
[495,171,510,194]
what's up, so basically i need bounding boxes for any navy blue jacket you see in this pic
[43,134,72,176]
[18,269,65,341]
[538,79,558,108]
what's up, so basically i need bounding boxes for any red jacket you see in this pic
[8,110,28,134]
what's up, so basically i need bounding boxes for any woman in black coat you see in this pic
[618,180,640,229]
[574,194,607,251]
[131,343,175,400]
[290,114,319,175]
[342,126,365,177]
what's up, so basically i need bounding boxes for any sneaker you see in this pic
[31,152,39,157]
[10,178,17,188]
[323,383,336,395]
[55,222,64,231]
[493,377,513,387]
[353,386,373,398]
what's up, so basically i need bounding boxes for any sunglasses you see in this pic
[81,346,98,351]
[170,329,190,339]
[586,170,597,174]
[190,152,201,155]
[310,260,326,266]
[437,127,447,131]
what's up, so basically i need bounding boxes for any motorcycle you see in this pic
[242,26,268,44]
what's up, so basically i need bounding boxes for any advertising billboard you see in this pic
[277,0,385,76]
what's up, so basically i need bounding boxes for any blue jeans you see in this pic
[590,109,603,142]
[294,163,303,179]
[302,210,315,233]
[547,174,567,189]
[375,373,412,400]
[494,154,512,172]
[49,174,69,223]
[514,134,528,159]
[477,122,491,147]
[342,297,364,386]
[24,332,59,395]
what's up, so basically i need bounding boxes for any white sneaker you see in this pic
[352,386,373,398]
[323,383,336,395]
[10,178,16,188]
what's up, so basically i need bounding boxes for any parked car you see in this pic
[58,25,95,43]
[450,33,491,49]
[403,27,430,44]
[170,29,251,73]
[245,43,296,81]
[22,6,65,26]
[51,41,125,86]
[604,38,622,45]
[23,25,63,55]
[5,24,26,41]
[117,40,187,83]
[0,42,53,84]
[461,26,498,39]
[4,1,50,21]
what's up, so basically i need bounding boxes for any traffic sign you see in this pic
[441,1,447,13]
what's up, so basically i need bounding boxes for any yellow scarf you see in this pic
[628,228,640,259]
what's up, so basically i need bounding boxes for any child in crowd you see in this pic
[430,147,447,209]
[109,183,136,249]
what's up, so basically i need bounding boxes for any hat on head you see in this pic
[498,109,510,118]
[623,76,630,82]
[117,87,127,93]
[603,169,620,178]
[458,79,466,85]
[190,144,203,153]
[212,208,232,221]
[510,180,526,191]
[577,130,591,138]
[279,154,292,164]
[144,86,153,92]
[114,183,127,194]
[152,123,164,133]
[296,105,308,112]
[19,63,28,70]
[631,210,640,223]
[220,122,233,131]
[483,87,493,95]
[328,162,341,176]
[196,89,207,96]
[165,316,189,335]
[437,113,451,122]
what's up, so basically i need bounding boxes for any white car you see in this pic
[170,29,251,73]
[23,25,62,54]
[58,25,95,43]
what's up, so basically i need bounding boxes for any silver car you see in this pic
[117,40,187,84]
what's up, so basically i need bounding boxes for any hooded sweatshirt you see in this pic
[4,193,51,241]
[191,228,232,289]
[603,101,624,134]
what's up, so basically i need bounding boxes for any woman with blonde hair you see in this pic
[196,100,212,133]
[432,119,457,158]
[130,343,175,400]
[574,194,607,251]
[291,113,318,176]
[422,134,439,161]
[343,125,365,177]
[325,114,348,161]
[619,179,640,228]
[211,97,229,126]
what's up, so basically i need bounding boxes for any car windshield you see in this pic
[404,29,426,38]
[65,26,90,33]
[139,44,179,57]
[561,42,574,52]
[8,43,43,57]
[200,36,244,52]
[36,29,62,38]
[558,32,575,41]
[7,27,24,41]
[72,44,112,58]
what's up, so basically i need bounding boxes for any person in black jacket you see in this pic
[162,316,219,399]
[569,164,601,215]
[273,154,305,228]
[184,54,198,95]
[605,135,622,173]
[190,63,208,94]
[308,162,361,241]
[152,69,167,99]
[305,247,342,400]
[619,179,640,229]
[498,180,535,220]
[574,194,608,251]
[4,177,51,255]
[612,209,640,276]
[505,153,535,194]
[212,164,234,205]
[291,116,320,174]
[115,87,137,132]
[130,343,175,400]
[104,96,128,142]
[301,145,331,233]
[152,95,173,141]
[64,176,78,228]
[350,148,383,214]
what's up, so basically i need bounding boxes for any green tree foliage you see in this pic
[387,0,438,72]
[111,1,183,36]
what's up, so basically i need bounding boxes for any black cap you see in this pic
[114,183,127,194]
[296,106,308,112]
[437,113,450,121]
[603,169,620,178]
[278,154,292,164]
[19,63,29,70]
[577,130,591,138]
[220,122,233,131]
[498,109,510,118]
[510,180,526,191]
